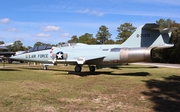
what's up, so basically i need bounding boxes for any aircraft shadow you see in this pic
[142,75,180,111]
[17,66,150,77]
[0,68,21,71]
[110,72,150,76]
[67,71,112,76]
[65,70,150,77]
[109,66,158,70]
[119,66,158,69]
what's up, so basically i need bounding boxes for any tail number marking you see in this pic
[136,34,150,38]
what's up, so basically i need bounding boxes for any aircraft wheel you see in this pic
[89,65,95,72]
[43,65,47,70]
[75,65,82,72]
[8,59,12,64]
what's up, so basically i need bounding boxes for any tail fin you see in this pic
[121,23,178,49]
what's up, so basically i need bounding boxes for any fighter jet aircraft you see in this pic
[10,23,178,72]
[0,43,15,58]
[0,42,13,49]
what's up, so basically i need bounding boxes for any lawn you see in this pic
[0,63,180,112]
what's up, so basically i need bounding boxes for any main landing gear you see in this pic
[43,64,96,72]
[74,65,96,72]
[89,65,95,72]
[74,65,82,72]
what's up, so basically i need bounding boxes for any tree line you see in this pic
[67,22,136,44]
[0,18,180,63]
[152,19,180,63]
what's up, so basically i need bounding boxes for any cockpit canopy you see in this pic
[60,43,87,47]
[25,45,52,53]
[23,43,87,53]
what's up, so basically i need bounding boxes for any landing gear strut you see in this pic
[43,65,47,70]
[75,65,82,72]
[89,65,96,72]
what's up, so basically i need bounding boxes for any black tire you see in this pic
[75,65,82,72]
[8,59,12,64]
[89,66,95,72]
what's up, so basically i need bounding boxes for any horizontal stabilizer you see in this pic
[160,27,178,33]
[142,23,178,33]
[151,44,174,49]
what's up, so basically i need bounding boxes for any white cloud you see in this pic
[77,9,104,16]
[35,33,51,37]
[6,28,17,32]
[78,9,89,13]
[0,18,10,24]
[61,33,71,37]
[43,25,60,31]
[91,10,104,16]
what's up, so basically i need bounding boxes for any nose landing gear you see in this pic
[43,65,47,70]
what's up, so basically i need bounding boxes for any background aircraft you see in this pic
[10,23,178,72]
[0,43,15,60]
[0,43,13,49]
[0,43,15,63]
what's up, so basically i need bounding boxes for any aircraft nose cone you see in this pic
[10,55,17,60]
[10,55,22,60]
[10,51,26,60]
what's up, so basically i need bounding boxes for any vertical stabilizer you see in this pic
[121,23,177,49]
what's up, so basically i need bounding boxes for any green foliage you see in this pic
[0,41,5,52]
[116,22,136,43]
[96,25,112,44]
[167,23,180,63]
[156,18,176,28]
[33,41,50,47]
[152,19,180,64]
[79,33,97,44]
[26,46,32,50]
[11,40,27,52]
[115,40,124,44]
[68,35,79,43]
[0,41,4,44]
[104,39,115,44]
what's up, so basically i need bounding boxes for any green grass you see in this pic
[0,63,180,112]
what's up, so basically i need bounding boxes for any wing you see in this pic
[48,55,105,65]
[0,52,15,57]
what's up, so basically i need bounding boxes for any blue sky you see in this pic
[0,0,180,47]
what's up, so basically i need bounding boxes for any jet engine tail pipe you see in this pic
[120,48,151,63]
